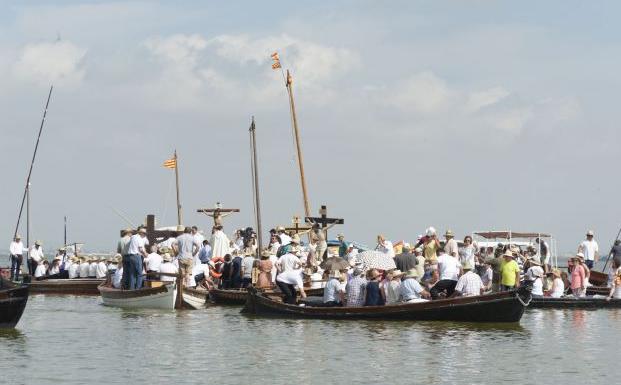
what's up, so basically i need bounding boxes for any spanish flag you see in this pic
[163,157,177,169]
[271,62,281,70]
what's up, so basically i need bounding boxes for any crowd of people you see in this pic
[8,224,621,304]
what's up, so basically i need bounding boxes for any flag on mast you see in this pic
[271,51,281,70]
[163,156,177,169]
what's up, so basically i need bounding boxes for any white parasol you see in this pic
[358,250,396,271]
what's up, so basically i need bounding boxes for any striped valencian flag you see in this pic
[163,157,176,169]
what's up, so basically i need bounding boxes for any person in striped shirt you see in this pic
[452,262,483,297]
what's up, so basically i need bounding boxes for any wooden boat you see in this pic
[242,287,531,322]
[98,281,176,310]
[29,278,103,295]
[586,286,609,296]
[529,296,621,309]
[0,278,30,328]
[182,287,208,309]
[209,286,325,305]
[589,270,608,286]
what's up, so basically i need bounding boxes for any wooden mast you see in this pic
[174,150,182,226]
[284,70,311,219]
[249,117,263,256]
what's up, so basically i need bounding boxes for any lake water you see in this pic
[1,295,620,385]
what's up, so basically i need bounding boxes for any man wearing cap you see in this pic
[578,230,599,269]
[443,230,459,258]
[394,244,418,273]
[452,262,483,297]
[337,234,348,257]
[400,269,430,303]
[173,227,199,287]
[499,250,520,291]
[277,226,291,246]
[28,240,45,277]
[9,235,26,280]
[125,227,149,289]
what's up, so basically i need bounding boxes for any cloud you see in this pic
[466,87,510,112]
[13,40,86,86]
[144,34,207,69]
[390,71,453,113]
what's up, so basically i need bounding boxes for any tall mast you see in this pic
[249,117,263,256]
[63,216,67,260]
[13,85,53,240]
[285,70,311,219]
[26,185,30,252]
[174,150,183,226]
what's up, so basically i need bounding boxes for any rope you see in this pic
[516,290,532,307]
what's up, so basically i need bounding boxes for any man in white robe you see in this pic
[210,225,231,259]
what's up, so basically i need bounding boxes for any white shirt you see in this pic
[79,262,90,278]
[276,269,303,287]
[279,233,292,246]
[159,262,178,282]
[437,253,460,281]
[579,240,599,261]
[193,232,205,246]
[112,267,123,288]
[68,263,79,279]
[159,237,176,249]
[145,253,163,272]
[127,234,148,255]
[10,241,25,255]
[454,271,483,296]
[277,253,301,272]
[34,264,47,278]
[96,262,108,279]
[242,256,255,278]
[49,264,60,275]
[29,246,44,262]
[88,262,98,277]
[550,278,564,298]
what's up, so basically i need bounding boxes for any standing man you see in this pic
[28,240,45,276]
[197,240,212,264]
[173,227,199,286]
[535,237,550,272]
[126,227,149,290]
[276,226,291,246]
[499,250,520,291]
[9,235,25,281]
[443,230,459,258]
[117,229,132,289]
[337,234,348,257]
[191,226,205,246]
[578,230,599,269]
[430,249,461,299]
[394,243,418,272]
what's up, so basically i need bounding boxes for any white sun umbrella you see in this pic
[358,250,396,271]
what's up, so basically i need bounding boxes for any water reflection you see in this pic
[0,328,25,341]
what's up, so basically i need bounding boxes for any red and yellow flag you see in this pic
[271,52,281,70]
[163,157,176,169]
[271,52,279,61]
[271,62,281,69]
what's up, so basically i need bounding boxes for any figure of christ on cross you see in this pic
[196,202,240,228]
[304,205,344,262]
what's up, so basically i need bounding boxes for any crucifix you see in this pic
[305,205,344,240]
[285,215,313,235]
[196,202,240,228]
[119,214,183,246]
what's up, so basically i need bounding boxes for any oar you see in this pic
[603,226,621,272]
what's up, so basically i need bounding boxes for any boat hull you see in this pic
[182,287,208,309]
[99,283,176,310]
[243,287,530,323]
[529,296,621,309]
[210,287,325,305]
[0,283,29,328]
[29,278,103,295]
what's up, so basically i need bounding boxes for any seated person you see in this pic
[400,269,430,303]
[452,262,483,297]
[322,270,345,306]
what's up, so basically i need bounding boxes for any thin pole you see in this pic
[174,150,183,226]
[64,216,67,261]
[603,226,621,272]
[249,117,263,256]
[26,185,30,251]
[13,85,53,240]
[285,70,311,219]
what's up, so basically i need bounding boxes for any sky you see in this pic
[1,1,620,254]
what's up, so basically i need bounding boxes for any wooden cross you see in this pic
[285,215,312,235]
[305,205,344,239]
[196,202,240,227]
[119,214,182,246]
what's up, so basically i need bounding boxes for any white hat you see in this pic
[586,230,594,236]
[162,253,172,262]
[425,227,436,237]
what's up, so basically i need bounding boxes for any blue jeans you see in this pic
[10,255,22,280]
[128,254,143,290]
[585,260,594,269]
[121,255,131,289]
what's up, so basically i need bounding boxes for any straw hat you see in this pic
[444,230,454,238]
[337,234,345,239]
[291,234,301,245]
[389,269,403,278]
[15,234,21,239]
[575,252,585,261]
[552,269,561,278]
[162,253,172,262]
[276,226,285,232]
[35,240,42,246]
[403,268,420,279]
[502,250,514,258]
[462,261,474,271]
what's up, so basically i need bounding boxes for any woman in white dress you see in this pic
[546,269,565,298]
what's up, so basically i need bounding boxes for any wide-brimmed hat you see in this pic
[444,230,454,238]
[276,226,285,232]
[575,252,585,261]
[586,230,594,236]
[162,253,172,262]
[337,233,344,239]
[291,234,301,245]
[552,269,561,278]
[35,240,42,245]
[15,234,21,239]
[502,250,514,258]
[389,269,403,278]
[462,262,474,271]
[404,269,420,278]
